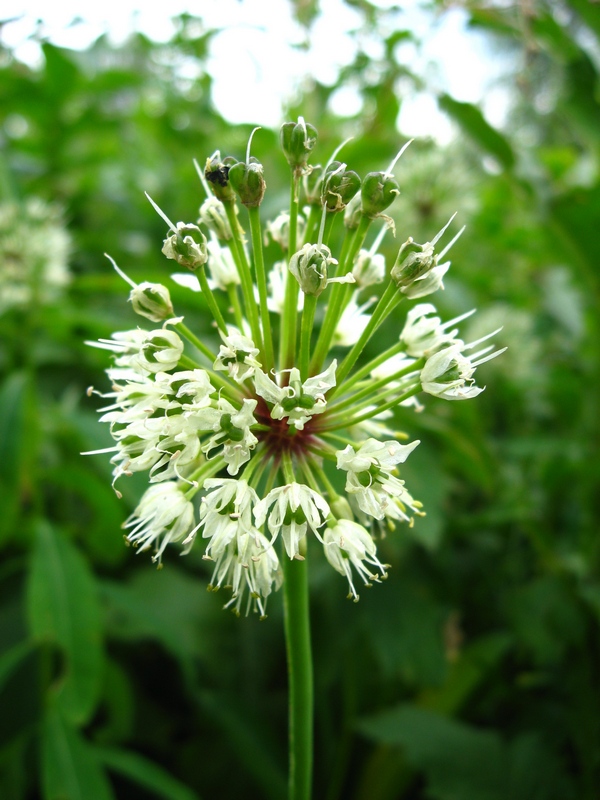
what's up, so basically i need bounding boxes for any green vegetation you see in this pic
[1,3,599,798]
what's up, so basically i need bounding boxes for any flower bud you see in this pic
[390,238,437,289]
[161,222,208,271]
[130,282,174,322]
[204,151,237,203]
[227,158,266,207]
[198,196,232,240]
[288,243,337,297]
[361,172,400,218]
[322,162,361,212]
[280,117,318,172]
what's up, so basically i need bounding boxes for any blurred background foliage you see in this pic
[1,1,599,798]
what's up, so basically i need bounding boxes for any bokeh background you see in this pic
[1,1,599,798]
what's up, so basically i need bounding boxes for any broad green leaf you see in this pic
[101,566,215,662]
[438,94,515,170]
[42,707,114,800]
[358,705,506,800]
[96,747,200,800]
[27,522,104,725]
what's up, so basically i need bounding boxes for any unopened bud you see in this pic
[228,158,266,207]
[162,223,208,271]
[130,282,174,322]
[361,172,400,218]
[322,162,361,212]
[390,238,437,288]
[280,117,318,172]
[289,243,337,297]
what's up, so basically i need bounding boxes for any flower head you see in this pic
[87,118,502,612]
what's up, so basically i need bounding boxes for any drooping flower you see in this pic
[254,483,331,560]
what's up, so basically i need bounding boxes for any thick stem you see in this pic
[282,548,314,800]
[282,454,314,800]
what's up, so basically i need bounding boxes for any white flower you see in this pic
[134,328,184,373]
[161,222,208,270]
[401,261,450,299]
[336,438,420,521]
[207,240,240,289]
[267,260,304,314]
[198,196,232,241]
[254,483,331,559]
[323,520,388,601]
[197,478,259,555]
[352,249,385,289]
[264,211,305,250]
[334,293,375,347]
[254,361,337,430]
[123,482,195,563]
[399,303,473,357]
[207,531,282,618]
[196,398,258,475]
[214,327,261,382]
[420,336,505,400]
[129,282,174,323]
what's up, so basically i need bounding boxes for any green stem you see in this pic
[322,385,421,431]
[248,206,274,371]
[310,216,371,373]
[223,200,264,355]
[328,358,424,416]
[227,284,245,330]
[299,295,317,380]
[281,458,313,800]
[197,267,228,333]
[333,281,400,387]
[282,557,313,800]
[280,175,301,369]
[333,340,406,399]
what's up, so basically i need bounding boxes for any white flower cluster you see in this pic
[86,119,504,615]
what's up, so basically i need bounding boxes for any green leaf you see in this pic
[96,747,200,800]
[0,641,33,694]
[0,373,30,543]
[358,705,506,800]
[438,94,515,170]
[27,522,104,725]
[42,707,115,800]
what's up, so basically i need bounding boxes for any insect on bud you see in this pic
[204,151,237,203]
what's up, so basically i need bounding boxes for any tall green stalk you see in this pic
[282,456,314,800]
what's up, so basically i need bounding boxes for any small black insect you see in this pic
[205,166,230,187]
